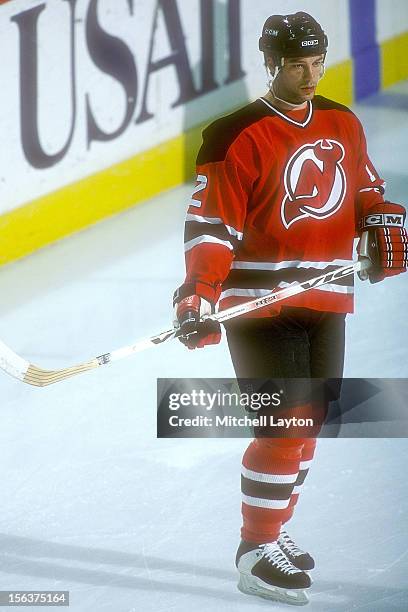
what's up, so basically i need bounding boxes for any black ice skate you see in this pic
[278,530,315,571]
[235,540,311,605]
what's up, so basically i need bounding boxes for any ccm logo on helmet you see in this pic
[302,39,319,46]
[362,213,404,227]
[265,28,279,36]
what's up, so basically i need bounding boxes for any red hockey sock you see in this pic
[241,437,305,543]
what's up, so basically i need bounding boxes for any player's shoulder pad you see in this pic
[312,95,353,114]
[197,100,270,165]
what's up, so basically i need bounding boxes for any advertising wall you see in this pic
[0,0,407,264]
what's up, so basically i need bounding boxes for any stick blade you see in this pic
[23,360,99,387]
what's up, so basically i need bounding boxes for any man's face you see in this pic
[270,54,324,104]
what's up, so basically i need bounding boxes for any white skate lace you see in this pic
[260,542,299,574]
[279,530,303,558]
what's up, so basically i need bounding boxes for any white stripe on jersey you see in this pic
[359,187,383,193]
[231,259,353,271]
[185,214,243,240]
[241,465,298,484]
[184,235,234,253]
[242,494,291,509]
[220,282,354,300]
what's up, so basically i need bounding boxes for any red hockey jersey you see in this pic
[183,95,386,316]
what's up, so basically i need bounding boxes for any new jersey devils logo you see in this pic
[281,139,347,229]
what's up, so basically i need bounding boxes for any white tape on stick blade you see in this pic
[0,339,29,382]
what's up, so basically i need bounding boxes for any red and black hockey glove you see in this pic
[173,283,221,350]
[358,202,408,283]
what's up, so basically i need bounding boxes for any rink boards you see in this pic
[0,0,407,265]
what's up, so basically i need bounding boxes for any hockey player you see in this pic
[173,12,407,605]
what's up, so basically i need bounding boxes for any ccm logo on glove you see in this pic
[360,213,404,229]
[358,202,407,283]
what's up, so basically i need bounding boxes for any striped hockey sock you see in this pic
[241,437,306,543]
[281,437,317,526]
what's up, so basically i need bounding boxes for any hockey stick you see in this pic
[0,259,370,387]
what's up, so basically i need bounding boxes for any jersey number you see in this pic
[190,174,208,208]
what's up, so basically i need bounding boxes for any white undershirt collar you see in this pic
[259,97,313,128]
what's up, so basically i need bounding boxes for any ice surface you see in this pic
[0,84,407,611]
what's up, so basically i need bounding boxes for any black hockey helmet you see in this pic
[259,12,328,64]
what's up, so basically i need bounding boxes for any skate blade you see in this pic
[238,574,309,606]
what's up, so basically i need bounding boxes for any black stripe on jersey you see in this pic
[241,476,294,501]
[197,100,273,165]
[197,96,352,166]
[184,221,240,250]
[312,95,353,114]
[222,266,354,291]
